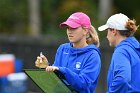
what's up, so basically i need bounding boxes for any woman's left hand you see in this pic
[46,66,59,72]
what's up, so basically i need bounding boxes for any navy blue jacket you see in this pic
[53,43,101,93]
[107,37,140,93]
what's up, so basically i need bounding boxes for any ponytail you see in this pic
[119,19,139,37]
[126,19,139,33]
[86,25,100,47]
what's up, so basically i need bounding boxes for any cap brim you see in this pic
[98,25,109,31]
[59,20,81,28]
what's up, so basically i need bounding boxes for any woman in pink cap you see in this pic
[35,12,101,93]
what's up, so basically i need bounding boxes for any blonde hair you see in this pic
[86,25,100,47]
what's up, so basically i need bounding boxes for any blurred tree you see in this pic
[0,0,28,34]
[0,0,99,38]
[98,0,113,22]
[1,0,138,40]
[29,0,41,37]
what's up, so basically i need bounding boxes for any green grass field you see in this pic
[24,69,71,93]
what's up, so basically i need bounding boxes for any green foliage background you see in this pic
[0,0,139,39]
[0,0,28,34]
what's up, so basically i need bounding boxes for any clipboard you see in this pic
[24,69,71,93]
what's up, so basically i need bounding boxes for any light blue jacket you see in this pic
[53,43,101,93]
[107,37,140,93]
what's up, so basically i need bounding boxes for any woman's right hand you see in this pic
[35,52,49,68]
[46,66,59,72]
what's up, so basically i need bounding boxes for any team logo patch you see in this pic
[76,62,81,69]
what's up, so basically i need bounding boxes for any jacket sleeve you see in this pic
[108,52,131,93]
[58,53,101,92]
[52,45,63,66]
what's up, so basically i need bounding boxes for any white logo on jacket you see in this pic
[63,52,69,54]
[76,62,81,69]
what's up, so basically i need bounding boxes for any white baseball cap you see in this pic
[98,13,129,31]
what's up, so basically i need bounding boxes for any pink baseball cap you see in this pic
[60,12,91,29]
